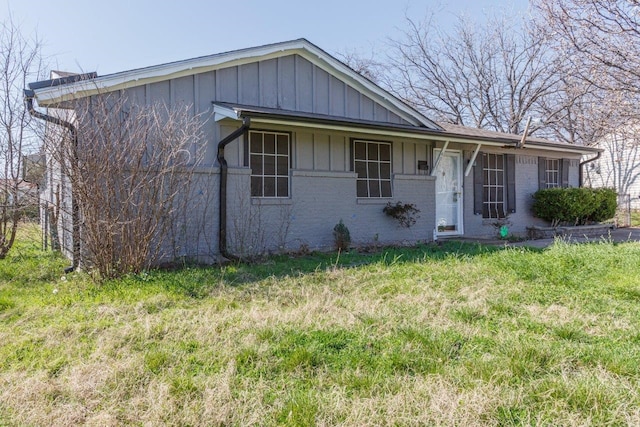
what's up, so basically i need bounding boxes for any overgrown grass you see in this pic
[2,224,640,425]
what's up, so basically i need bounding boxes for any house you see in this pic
[583,127,640,210]
[25,39,601,265]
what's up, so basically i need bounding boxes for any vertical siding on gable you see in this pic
[239,63,260,106]
[173,75,195,111]
[125,85,146,107]
[259,59,278,108]
[374,103,389,122]
[346,86,360,120]
[314,67,330,115]
[278,56,296,110]
[314,134,331,170]
[295,56,314,112]
[361,96,375,121]
[197,71,215,113]
[148,80,170,104]
[329,76,345,117]
[217,67,238,103]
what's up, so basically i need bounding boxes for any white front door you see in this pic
[434,149,463,236]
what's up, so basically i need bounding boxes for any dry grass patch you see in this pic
[2,225,640,425]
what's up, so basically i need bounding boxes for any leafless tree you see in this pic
[386,12,562,135]
[533,0,640,97]
[0,15,43,258]
[533,0,640,197]
[48,93,205,278]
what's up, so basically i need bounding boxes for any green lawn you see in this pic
[2,225,640,426]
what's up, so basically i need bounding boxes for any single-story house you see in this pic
[25,39,601,265]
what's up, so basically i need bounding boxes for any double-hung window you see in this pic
[473,152,516,219]
[353,139,392,198]
[483,153,506,218]
[538,157,569,189]
[545,159,560,188]
[249,130,289,198]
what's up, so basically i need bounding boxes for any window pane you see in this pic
[354,142,366,160]
[277,177,288,197]
[379,144,391,161]
[369,180,380,197]
[250,155,262,175]
[496,155,504,169]
[264,133,275,154]
[355,161,367,177]
[250,132,262,153]
[357,180,368,197]
[380,163,391,179]
[264,177,276,197]
[277,156,288,176]
[251,176,262,197]
[381,180,392,197]
[277,134,288,155]
[369,144,379,160]
[368,162,379,179]
[264,155,276,175]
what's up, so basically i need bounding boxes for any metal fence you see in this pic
[616,194,631,227]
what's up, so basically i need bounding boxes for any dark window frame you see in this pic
[351,138,393,198]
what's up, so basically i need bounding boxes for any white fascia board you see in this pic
[213,104,240,122]
[32,39,436,129]
[33,41,308,105]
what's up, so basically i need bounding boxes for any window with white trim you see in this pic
[353,139,392,198]
[483,153,505,218]
[249,130,289,198]
[545,159,560,188]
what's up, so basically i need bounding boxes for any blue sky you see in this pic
[2,0,529,76]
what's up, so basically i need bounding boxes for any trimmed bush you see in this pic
[532,187,617,226]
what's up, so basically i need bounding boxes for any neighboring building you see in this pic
[0,179,38,207]
[25,39,600,265]
[583,128,640,210]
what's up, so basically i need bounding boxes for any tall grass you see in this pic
[2,224,640,425]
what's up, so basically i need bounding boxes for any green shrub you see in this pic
[591,188,618,222]
[532,187,617,226]
[333,220,351,251]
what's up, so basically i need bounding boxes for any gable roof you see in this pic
[29,38,441,130]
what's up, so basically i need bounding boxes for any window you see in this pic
[483,153,505,218]
[353,139,392,198]
[473,152,516,218]
[545,159,560,188]
[538,157,569,189]
[248,130,289,197]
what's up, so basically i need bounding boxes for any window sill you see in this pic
[357,198,393,205]
[251,198,293,206]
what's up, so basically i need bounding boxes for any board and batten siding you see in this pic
[129,54,414,124]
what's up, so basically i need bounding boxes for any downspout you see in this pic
[579,151,602,187]
[216,117,251,260]
[24,90,80,271]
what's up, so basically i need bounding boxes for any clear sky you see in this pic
[2,0,529,77]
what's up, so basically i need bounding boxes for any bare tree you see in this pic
[386,12,562,135]
[533,0,640,97]
[0,15,43,258]
[47,93,205,278]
